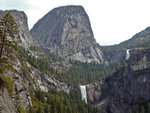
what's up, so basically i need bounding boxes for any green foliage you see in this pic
[0,12,20,73]
[57,61,118,84]
[29,88,100,113]
[18,47,58,75]
[36,106,44,113]
[27,55,56,75]
[0,13,20,97]
[19,47,118,84]
[22,63,29,75]
[1,75,15,96]
[30,46,43,52]
[15,96,26,113]
[127,102,150,113]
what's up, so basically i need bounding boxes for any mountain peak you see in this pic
[31,5,103,63]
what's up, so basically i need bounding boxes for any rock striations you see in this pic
[30,5,104,63]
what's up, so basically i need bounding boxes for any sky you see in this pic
[1,0,150,45]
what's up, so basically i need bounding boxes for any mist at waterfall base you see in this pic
[80,85,87,104]
[126,49,130,60]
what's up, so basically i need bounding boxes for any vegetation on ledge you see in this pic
[56,61,118,84]
[28,88,100,113]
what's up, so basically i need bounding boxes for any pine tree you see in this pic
[0,12,20,74]
[44,104,51,113]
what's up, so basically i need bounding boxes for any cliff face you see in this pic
[106,48,150,113]
[0,82,16,113]
[86,82,102,104]
[0,54,71,113]
[30,5,103,63]
[0,10,36,48]
[0,10,71,113]
[105,49,137,64]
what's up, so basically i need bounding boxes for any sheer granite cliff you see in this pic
[106,48,150,113]
[30,5,104,63]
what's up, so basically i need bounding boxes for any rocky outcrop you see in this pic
[30,5,104,63]
[0,77,16,113]
[86,82,102,104]
[8,53,71,110]
[1,50,71,112]
[0,10,36,48]
[106,48,150,113]
[32,67,71,93]
[0,88,17,113]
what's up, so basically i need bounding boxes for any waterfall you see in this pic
[80,85,87,103]
[125,49,130,60]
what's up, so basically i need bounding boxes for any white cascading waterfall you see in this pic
[80,85,87,103]
[125,49,130,60]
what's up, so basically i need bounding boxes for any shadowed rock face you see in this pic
[86,82,102,104]
[0,10,36,48]
[31,5,103,63]
[106,48,150,113]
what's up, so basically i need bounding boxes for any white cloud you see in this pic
[0,0,29,10]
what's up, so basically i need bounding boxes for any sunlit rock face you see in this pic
[30,5,104,63]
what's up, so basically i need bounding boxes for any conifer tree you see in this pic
[0,12,20,74]
[37,106,44,113]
